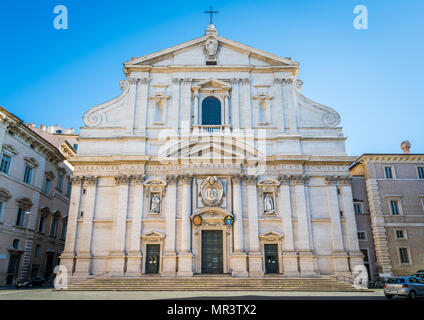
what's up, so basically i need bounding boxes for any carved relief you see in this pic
[204,36,219,62]
[200,176,224,207]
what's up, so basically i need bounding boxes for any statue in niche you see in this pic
[150,194,161,214]
[264,193,275,214]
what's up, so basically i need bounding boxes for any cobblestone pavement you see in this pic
[0,288,393,300]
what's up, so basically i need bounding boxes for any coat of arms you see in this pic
[200,176,224,207]
[204,36,219,60]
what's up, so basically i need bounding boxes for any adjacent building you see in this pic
[0,106,75,286]
[61,24,364,280]
[350,142,424,279]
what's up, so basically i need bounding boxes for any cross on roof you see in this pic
[204,6,219,25]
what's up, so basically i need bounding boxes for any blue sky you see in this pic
[0,0,423,155]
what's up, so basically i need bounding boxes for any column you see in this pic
[224,92,231,133]
[192,88,200,133]
[162,175,178,276]
[293,175,318,277]
[284,78,298,134]
[242,78,252,130]
[325,176,350,276]
[125,78,138,135]
[231,78,240,130]
[60,176,83,275]
[279,175,298,276]
[170,78,181,133]
[340,176,365,271]
[109,175,130,276]
[177,174,193,276]
[181,78,192,134]
[135,78,149,135]
[75,176,99,276]
[246,175,263,277]
[126,175,145,276]
[273,78,285,133]
[230,175,248,277]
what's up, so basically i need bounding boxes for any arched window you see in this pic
[202,97,221,125]
[12,239,19,249]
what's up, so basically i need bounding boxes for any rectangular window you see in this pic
[0,201,4,222]
[399,248,410,263]
[16,208,25,227]
[418,167,424,179]
[390,200,400,215]
[66,179,72,197]
[60,222,67,240]
[354,202,363,214]
[357,232,366,240]
[395,230,405,239]
[50,218,58,237]
[23,166,33,184]
[360,249,369,262]
[44,179,51,194]
[0,154,11,174]
[38,216,46,233]
[34,244,41,258]
[385,166,393,179]
[57,174,63,191]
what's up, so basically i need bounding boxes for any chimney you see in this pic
[40,124,46,131]
[401,141,411,154]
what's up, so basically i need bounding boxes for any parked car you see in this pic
[412,270,424,279]
[384,276,424,299]
[15,277,46,288]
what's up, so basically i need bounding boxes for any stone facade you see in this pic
[0,107,75,286]
[350,152,424,278]
[61,25,364,280]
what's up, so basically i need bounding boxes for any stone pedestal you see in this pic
[230,253,248,277]
[126,252,142,276]
[162,253,177,277]
[332,250,351,277]
[248,252,264,277]
[298,250,318,277]
[282,251,299,277]
[59,251,75,276]
[349,250,366,272]
[74,252,91,276]
[108,252,126,277]
[177,253,193,277]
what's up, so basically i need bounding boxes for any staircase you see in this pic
[65,275,371,292]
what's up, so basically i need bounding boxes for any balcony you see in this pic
[192,125,231,135]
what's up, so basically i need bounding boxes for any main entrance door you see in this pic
[201,230,223,274]
[264,244,279,274]
[145,244,160,274]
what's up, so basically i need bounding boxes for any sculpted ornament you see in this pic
[200,176,224,207]
[204,36,219,60]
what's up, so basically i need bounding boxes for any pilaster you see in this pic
[177,174,193,276]
[162,175,178,276]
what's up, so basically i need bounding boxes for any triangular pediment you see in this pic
[124,34,298,68]
[196,79,231,90]
[259,231,284,240]
[161,137,264,162]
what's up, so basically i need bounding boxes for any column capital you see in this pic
[180,174,193,184]
[130,174,145,184]
[114,175,131,185]
[139,77,149,85]
[231,78,240,85]
[172,78,182,84]
[324,175,339,186]
[279,174,291,185]
[128,78,138,85]
[166,175,179,184]
[231,174,243,184]
[339,176,352,186]
[291,174,309,185]
[245,175,258,185]
[83,176,99,186]
[241,78,250,85]
[283,77,294,84]
[273,78,283,85]
[70,176,83,185]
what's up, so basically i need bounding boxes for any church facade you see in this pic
[60,24,364,279]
